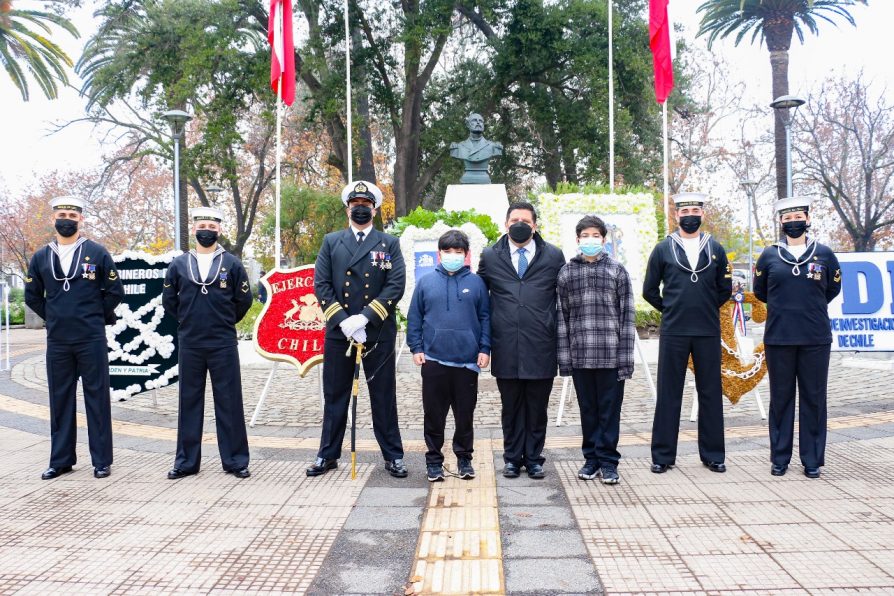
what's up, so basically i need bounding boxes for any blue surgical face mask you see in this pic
[578,238,603,257]
[440,252,465,272]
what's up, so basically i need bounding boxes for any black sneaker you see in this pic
[598,464,620,485]
[457,458,475,479]
[578,462,598,480]
[427,463,445,482]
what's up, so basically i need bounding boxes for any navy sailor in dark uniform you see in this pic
[162,207,254,480]
[753,197,841,479]
[643,192,733,474]
[307,180,408,478]
[25,196,124,480]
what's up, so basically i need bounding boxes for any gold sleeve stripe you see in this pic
[323,303,343,320]
[370,299,388,320]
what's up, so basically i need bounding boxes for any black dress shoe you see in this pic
[167,468,197,480]
[771,464,788,476]
[41,466,73,480]
[94,466,111,479]
[306,458,338,477]
[227,468,251,479]
[804,466,821,479]
[385,459,408,478]
[650,463,671,474]
[703,461,726,473]
[502,463,521,478]
[527,463,546,479]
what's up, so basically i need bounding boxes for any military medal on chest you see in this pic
[81,263,97,280]
[220,268,228,288]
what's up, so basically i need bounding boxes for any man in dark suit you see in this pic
[308,180,408,478]
[478,201,566,479]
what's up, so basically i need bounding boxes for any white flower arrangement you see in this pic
[537,191,660,308]
[397,222,488,316]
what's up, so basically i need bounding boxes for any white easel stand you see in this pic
[689,330,766,422]
[555,335,657,426]
[249,362,328,428]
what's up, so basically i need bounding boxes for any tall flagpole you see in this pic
[344,0,353,183]
[608,0,615,192]
[662,100,669,236]
[273,2,283,269]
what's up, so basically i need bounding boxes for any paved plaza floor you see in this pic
[1,328,893,594]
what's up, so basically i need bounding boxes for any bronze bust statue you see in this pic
[450,113,503,184]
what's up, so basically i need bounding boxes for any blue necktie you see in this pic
[517,247,528,279]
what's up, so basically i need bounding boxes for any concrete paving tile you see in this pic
[823,521,894,551]
[356,486,427,507]
[773,550,894,589]
[496,486,560,506]
[582,526,676,559]
[503,529,588,558]
[720,499,813,525]
[590,555,701,592]
[739,522,851,553]
[664,524,767,556]
[504,557,601,594]
[343,506,422,531]
[683,553,800,591]
[500,506,575,529]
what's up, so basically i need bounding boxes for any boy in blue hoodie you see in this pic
[407,230,491,482]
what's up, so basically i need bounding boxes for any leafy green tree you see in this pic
[261,184,345,267]
[697,0,866,199]
[75,0,273,257]
[0,0,78,100]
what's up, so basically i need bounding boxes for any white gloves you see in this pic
[339,314,369,341]
[351,327,367,344]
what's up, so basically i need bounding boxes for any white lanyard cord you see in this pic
[187,247,225,294]
[775,237,816,276]
[669,232,712,283]
[48,238,87,292]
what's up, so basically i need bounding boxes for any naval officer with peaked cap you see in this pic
[308,180,408,478]
[643,192,733,475]
[753,196,841,479]
[162,206,254,480]
[25,195,124,480]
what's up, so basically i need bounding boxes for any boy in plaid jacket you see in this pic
[557,215,635,484]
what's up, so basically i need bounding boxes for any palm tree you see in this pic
[0,1,78,101]
[697,0,865,199]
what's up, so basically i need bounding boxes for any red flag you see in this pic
[269,0,295,106]
[649,0,674,104]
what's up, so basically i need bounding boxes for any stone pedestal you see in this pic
[443,184,509,230]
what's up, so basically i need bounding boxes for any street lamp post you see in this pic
[740,179,759,291]
[769,95,806,198]
[162,109,192,252]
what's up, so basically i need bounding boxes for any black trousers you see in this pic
[175,345,250,473]
[318,338,403,461]
[571,368,625,467]
[497,377,554,467]
[651,334,725,465]
[421,361,478,465]
[46,341,113,468]
[765,344,830,468]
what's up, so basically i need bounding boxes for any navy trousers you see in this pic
[318,338,404,461]
[421,361,478,465]
[651,334,725,465]
[46,340,113,469]
[765,344,830,468]
[572,368,625,467]
[175,345,249,473]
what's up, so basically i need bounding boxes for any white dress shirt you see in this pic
[351,224,373,243]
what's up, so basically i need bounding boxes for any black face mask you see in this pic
[55,218,78,238]
[195,230,219,248]
[678,215,702,234]
[508,222,533,244]
[782,220,808,239]
[350,204,373,225]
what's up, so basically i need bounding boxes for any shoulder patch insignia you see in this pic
[25,276,33,283]
[109,270,118,280]
[834,269,841,283]
[726,263,732,273]
[755,270,763,277]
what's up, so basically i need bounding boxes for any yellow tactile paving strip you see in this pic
[407,445,505,594]
[1,391,893,452]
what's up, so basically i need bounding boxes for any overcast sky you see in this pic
[1,0,890,197]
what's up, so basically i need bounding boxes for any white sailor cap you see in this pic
[672,192,708,208]
[774,196,811,216]
[341,180,383,208]
[50,196,85,212]
[191,206,224,222]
